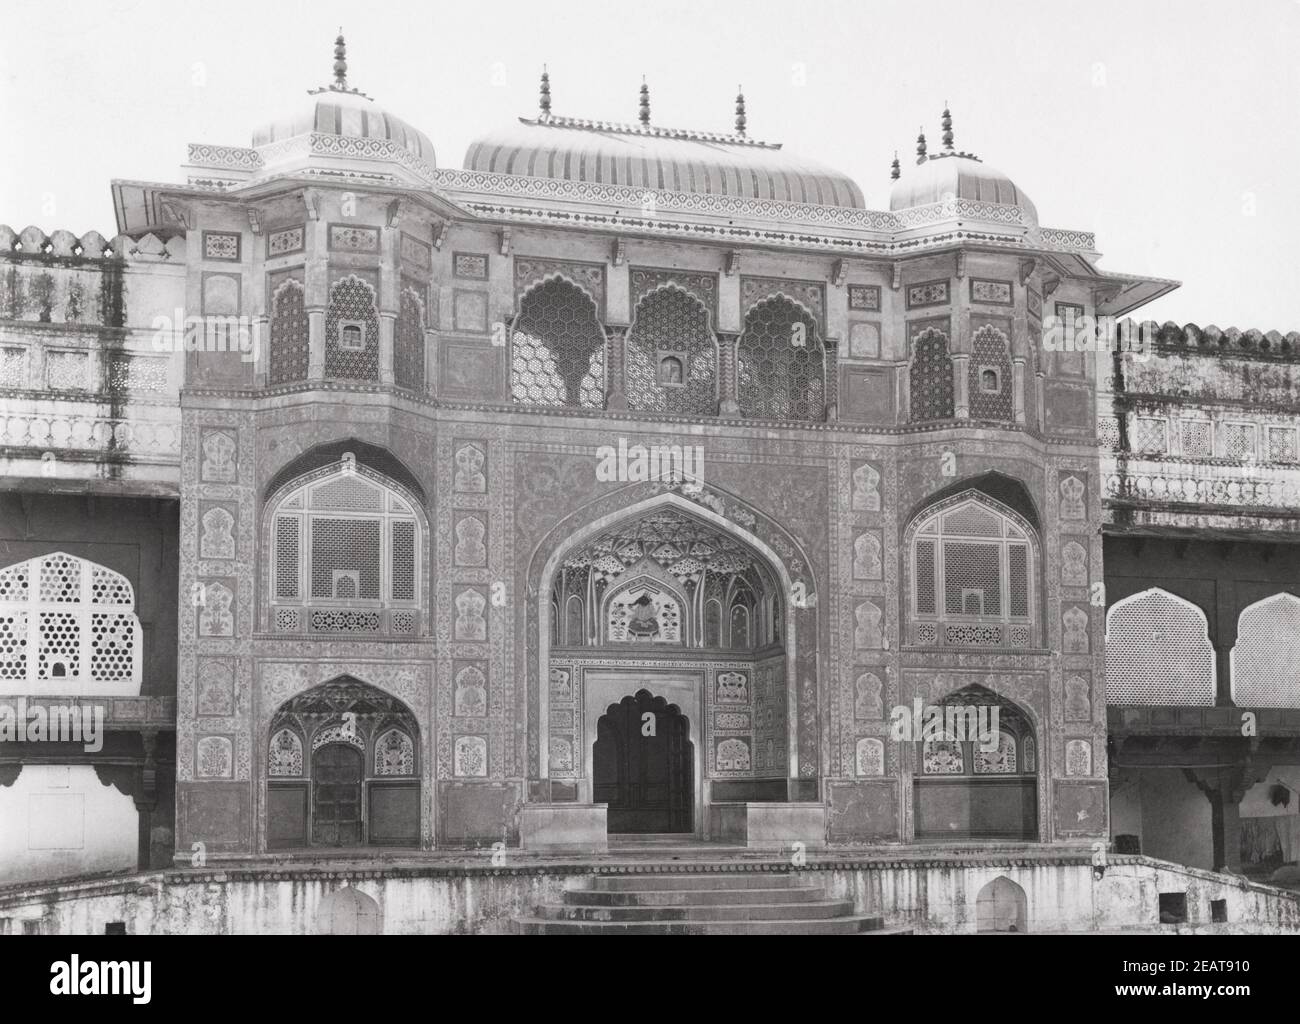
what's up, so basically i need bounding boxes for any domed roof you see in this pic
[252,88,436,164]
[890,152,1036,224]
[464,115,865,209]
[251,35,435,165]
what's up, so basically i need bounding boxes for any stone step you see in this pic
[588,873,809,892]
[540,900,860,923]
[515,915,890,936]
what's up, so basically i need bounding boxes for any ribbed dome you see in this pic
[890,153,1036,223]
[464,117,865,209]
[252,88,436,165]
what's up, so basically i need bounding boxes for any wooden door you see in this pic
[312,743,364,846]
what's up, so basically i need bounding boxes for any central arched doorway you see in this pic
[593,690,694,834]
[266,677,420,850]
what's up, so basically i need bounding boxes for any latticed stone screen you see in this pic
[910,327,954,422]
[910,498,1034,648]
[325,278,380,381]
[269,279,309,385]
[270,463,421,635]
[737,297,825,421]
[395,287,425,392]
[627,288,717,415]
[1105,589,1215,705]
[969,326,1014,422]
[1232,594,1300,707]
[511,278,604,408]
[0,553,141,689]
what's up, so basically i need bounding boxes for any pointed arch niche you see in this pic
[536,491,808,821]
[266,677,420,850]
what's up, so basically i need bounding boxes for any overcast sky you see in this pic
[2,0,1296,328]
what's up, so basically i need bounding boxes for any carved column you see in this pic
[605,323,629,410]
[378,313,396,385]
[822,337,839,422]
[1012,357,1027,425]
[952,354,971,420]
[306,219,329,381]
[718,332,741,415]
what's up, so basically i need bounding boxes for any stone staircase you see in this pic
[516,871,910,935]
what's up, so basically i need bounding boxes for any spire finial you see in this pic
[333,29,348,89]
[941,103,954,150]
[539,65,551,117]
[916,127,928,164]
[639,77,650,126]
[734,86,747,136]
[890,151,901,181]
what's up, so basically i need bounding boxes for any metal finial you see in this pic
[639,77,650,126]
[916,128,928,164]
[333,30,347,89]
[941,104,954,150]
[540,66,551,116]
[891,152,901,181]
[734,87,747,136]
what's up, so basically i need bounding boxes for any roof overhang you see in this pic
[111,175,472,237]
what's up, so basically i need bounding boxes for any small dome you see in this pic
[890,153,1036,224]
[465,117,865,209]
[252,87,436,165]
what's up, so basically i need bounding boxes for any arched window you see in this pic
[907,494,1036,648]
[1231,593,1300,708]
[627,287,717,415]
[326,276,380,381]
[268,277,309,385]
[394,285,426,392]
[738,296,825,421]
[1106,589,1215,706]
[511,277,605,408]
[267,455,423,637]
[0,552,142,694]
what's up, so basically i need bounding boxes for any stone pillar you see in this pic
[1186,767,1247,873]
[252,314,270,388]
[306,220,329,382]
[823,337,839,421]
[307,308,327,380]
[898,361,911,423]
[718,332,740,415]
[1035,370,1046,429]
[1012,357,1027,425]
[605,323,629,410]
[378,313,396,385]
[953,354,971,420]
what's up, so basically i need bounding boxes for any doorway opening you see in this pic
[593,690,694,834]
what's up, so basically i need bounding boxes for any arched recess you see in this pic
[902,487,1042,650]
[266,677,420,850]
[259,451,430,638]
[530,488,813,792]
[912,684,1040,842]
[976,876,1029,933]
[510,276,605,408]
[395,284,427,392]
[1106,588,1215,706]
[626,284,718,415]
[1231,593,1300,708]
[737,294,827,421]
